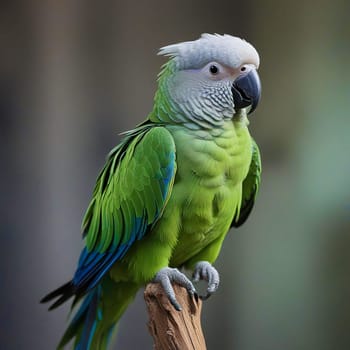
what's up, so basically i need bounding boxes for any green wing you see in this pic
[73,125,176,295]
[232,138,261,228]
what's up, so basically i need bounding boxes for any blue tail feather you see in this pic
[57,287,102,350]
[57,278,139,350]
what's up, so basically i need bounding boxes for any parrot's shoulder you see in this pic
[93,123,175,197]
[109,122,175,160]
[137,124,176,153]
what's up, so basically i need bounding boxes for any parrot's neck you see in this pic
[163,117,249,147]
[148,106,249,134]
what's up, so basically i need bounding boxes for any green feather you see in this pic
[232,138,262,227]
[82,124,176,254]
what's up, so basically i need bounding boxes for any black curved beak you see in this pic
[231,69,261,114]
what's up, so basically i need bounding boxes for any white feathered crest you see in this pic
[158,33,259,70]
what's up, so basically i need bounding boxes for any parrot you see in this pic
[41,33,262,349]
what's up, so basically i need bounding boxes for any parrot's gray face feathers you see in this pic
[157,34,261,128]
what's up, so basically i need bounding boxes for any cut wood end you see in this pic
[144,283,206,350]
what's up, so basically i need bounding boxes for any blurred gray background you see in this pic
[1,0,350,349]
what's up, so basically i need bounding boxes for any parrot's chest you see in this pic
[167,120,252,252]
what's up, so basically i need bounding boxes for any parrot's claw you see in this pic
[192,261,220,300]
[153,267,196,311]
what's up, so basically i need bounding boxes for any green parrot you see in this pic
[41,33,262,349]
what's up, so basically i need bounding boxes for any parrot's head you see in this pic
[154,33,261,127]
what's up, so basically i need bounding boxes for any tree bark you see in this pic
[144,283,207,350]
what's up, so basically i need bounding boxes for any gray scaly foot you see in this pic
[192,261,220,300]
[153,267,197,311]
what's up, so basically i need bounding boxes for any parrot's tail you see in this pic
[57,277,139,350]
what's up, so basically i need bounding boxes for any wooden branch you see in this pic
[144,283,207,350]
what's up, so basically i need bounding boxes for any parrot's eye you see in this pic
[209,65,219,75]
[240,66,247,72]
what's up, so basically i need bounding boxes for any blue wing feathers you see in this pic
[73,213,152,292]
